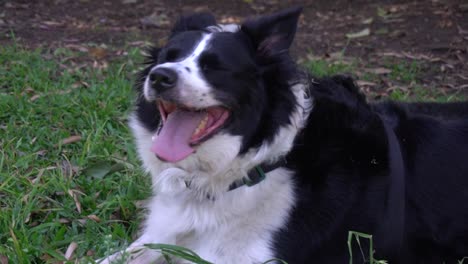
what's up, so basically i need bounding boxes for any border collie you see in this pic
[100,7,468,264]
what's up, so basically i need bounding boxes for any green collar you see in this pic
[227,159,287,191]
[183,159,287,198]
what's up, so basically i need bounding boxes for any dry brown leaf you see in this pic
[21,193,30,203]
[61,135,82,145]
[58,218,71,224]
[362,18,373,24]
[87,214,101,222]
[60,159,80,179]
[65,44,89,52]
[127,41,150,47]
[42,21,62,26]
[24,212,31,224]
[64,241,78,260]
[34,149,47,156]
[68,190,82,214]
[0,255,8,264]
[456,74,468,81]
[81,81,90,88]
[356,80,377,87]
[88,47,108,60]
[401,52,426,61]
[365,68,392,75]
[78,219,87,225]
[379,52,441,62]
[387,86,409,92]
[92,60,109,70]
[29,94,41,102]
[346,28,370,39]
[24,87,35,94]
[380,51,405,58]
[31,166,48,184]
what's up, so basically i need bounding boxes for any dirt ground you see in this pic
[1,0,467,97]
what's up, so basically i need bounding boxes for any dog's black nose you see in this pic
[149,67,178,92]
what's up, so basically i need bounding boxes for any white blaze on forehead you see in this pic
[143,34,221,108]
[206,23,240,33]
[190,33,212,57]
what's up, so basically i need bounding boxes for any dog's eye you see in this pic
[199,53,222,72]
[201,62,211,71]
[165,49,180,62]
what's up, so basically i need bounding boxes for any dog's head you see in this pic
[131,7,308,181]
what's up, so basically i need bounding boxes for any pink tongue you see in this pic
[151,110,205,162]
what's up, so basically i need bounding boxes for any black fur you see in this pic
[134,7,468,264]
[170,12,217,36]
[398,101,468,120]
[274,75,468,263]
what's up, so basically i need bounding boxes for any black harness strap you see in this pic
[376,116,406,261]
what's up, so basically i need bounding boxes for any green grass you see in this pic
[386,60,421,83]
[305,58,354,77]
[0,44,150,262]
[306,55,466,102]
[347,231,387,264]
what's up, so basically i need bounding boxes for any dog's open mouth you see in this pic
[150,100,230,162]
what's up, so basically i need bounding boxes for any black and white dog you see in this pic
[101,7,468,264]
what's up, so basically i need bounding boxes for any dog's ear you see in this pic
[241,7,302,60]
[170,12,217,36]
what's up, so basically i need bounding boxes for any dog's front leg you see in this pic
[97,237,161,264]
[98,168,192,264]
[98,193,190,264]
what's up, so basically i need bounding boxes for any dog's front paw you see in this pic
[97,245,160,264]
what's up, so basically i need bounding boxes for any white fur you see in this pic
[100,168,295,264]
[206,24,240,33]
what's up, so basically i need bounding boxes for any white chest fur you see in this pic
[100,168,295,264]
[150,168,294,264]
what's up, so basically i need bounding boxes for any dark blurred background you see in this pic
[1,0,467,96]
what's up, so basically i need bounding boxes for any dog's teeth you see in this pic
[194,115,209,136]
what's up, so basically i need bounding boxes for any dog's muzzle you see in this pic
[149,67,178,94]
